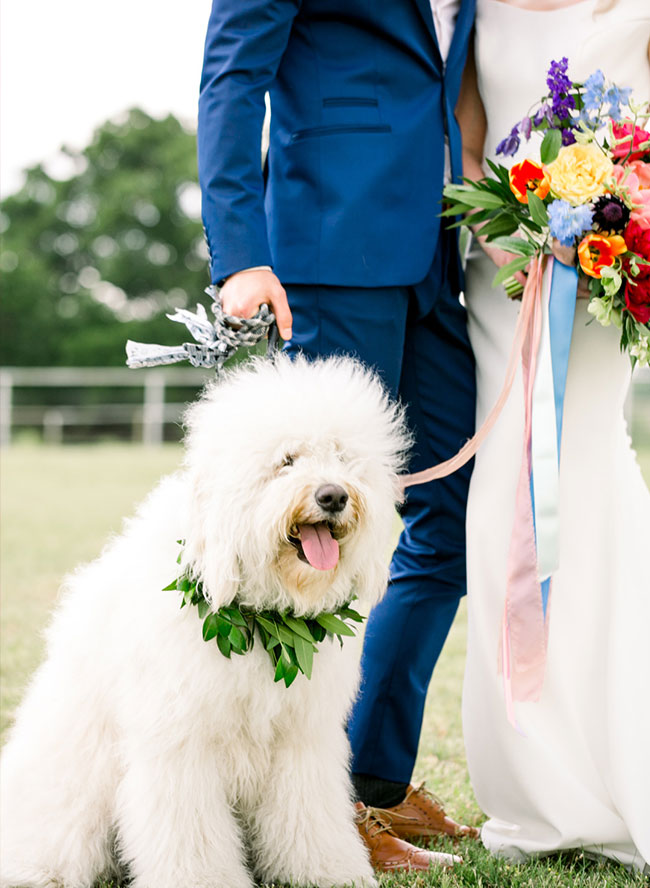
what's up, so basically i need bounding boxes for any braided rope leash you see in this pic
[126,285,278,371]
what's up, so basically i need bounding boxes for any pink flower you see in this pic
[611,119,650,162]
[610,166,650,230]
[631,191,650,230]
[626,160,650,190]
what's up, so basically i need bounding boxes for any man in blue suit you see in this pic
[198,0,478,871]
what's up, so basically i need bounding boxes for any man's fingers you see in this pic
[220,276,261,318]
[218,270,293,341]
[269,288,292,342]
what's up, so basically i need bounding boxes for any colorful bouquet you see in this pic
[443,58,650,367]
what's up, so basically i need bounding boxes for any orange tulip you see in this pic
[577,233,627,278]
[509,159,551,204]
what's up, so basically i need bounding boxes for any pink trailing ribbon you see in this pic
[400,257,546,487]
[500,259,548,727]
[400,257,549,727]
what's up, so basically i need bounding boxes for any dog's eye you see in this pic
[281,454,296,468]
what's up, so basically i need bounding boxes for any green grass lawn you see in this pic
[1,444,648,888]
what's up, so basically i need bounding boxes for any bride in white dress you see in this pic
[457,0,650,872]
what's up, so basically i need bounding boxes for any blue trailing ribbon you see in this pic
[530,258,578,617]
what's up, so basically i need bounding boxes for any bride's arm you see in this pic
[456,42,528,286]
[456,41,487,188]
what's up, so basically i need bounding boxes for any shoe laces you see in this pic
[380,781,446,825]
[408,780,445,809]
[356,805,397,838]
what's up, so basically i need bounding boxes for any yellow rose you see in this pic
[546,143,613,206]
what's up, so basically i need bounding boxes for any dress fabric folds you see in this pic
[462,0,650,871]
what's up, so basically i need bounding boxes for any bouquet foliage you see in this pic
[443,58,650,366]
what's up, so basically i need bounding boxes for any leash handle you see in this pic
[125,289,279,372]
[266,321,280,356]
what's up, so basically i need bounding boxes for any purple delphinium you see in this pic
[533,103,554,127]
[496,124,521,157]
[548,200,594,247]
[546,57,576,120]
[546,57,571,92]
[552,93,576,120]
[497,59,587,158]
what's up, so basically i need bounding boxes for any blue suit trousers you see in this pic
[283,240,476,783]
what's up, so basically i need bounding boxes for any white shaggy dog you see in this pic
[1,355,409,888]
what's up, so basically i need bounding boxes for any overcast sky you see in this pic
[1,0,213,197]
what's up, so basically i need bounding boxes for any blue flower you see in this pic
[583,69,606,112]
[604,84,633,121]
[579,106,598,129]
[496,125,521,157]
[520,116,533,140]
[581,71,632,124]
[548,199,594,247]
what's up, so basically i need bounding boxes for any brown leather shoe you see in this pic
[354,801,461,872]
[368,782,480,841]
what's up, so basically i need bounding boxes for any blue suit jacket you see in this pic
[198,0,476,287]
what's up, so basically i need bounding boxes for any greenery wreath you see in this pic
[164,542,365,687]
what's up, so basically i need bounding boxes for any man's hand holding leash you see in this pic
[221,268,293,342]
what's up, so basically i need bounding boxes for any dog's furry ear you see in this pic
[182,476,241,610]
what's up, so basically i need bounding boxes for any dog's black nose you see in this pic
[315,484,348,513]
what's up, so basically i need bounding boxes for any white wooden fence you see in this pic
[0,367,213,447]
[1,365,649,448]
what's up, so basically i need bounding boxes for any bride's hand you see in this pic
[550,239,591,299]
[478,237,528,294]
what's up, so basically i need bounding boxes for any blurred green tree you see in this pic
[0,109,209,367]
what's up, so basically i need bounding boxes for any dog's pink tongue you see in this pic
[299,523,339,570]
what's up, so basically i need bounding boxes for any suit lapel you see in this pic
[446,0,476,73]
[411,0,443,70]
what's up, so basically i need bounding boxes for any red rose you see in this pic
[624,220,650,280]
[625,276,650,324]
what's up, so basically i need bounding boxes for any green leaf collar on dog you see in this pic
[163,541,365,688]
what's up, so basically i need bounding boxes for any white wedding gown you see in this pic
[463,0,650,872]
